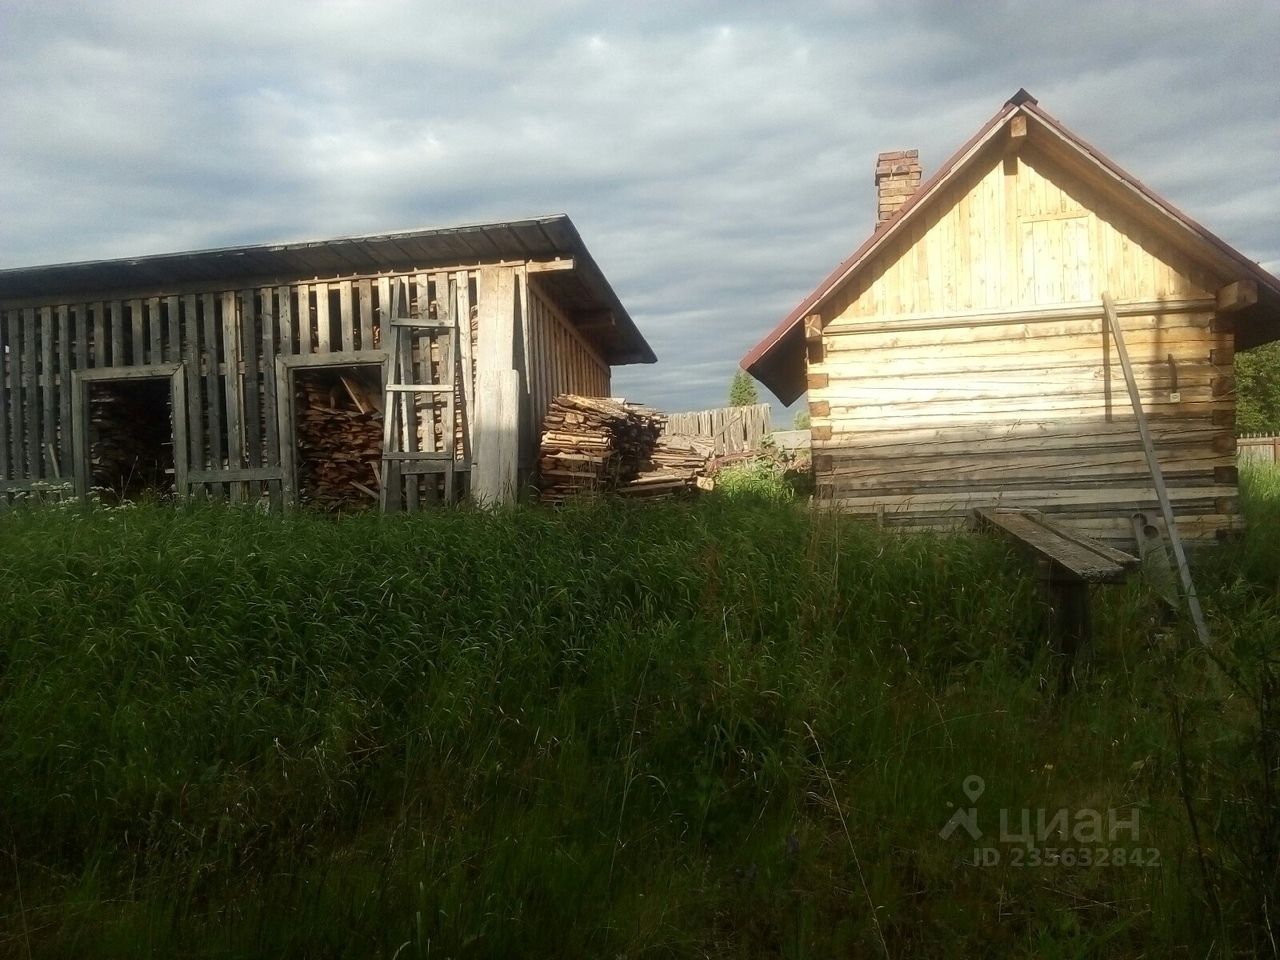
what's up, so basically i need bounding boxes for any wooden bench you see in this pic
[974,507,1141,687]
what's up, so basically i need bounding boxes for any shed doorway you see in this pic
[72,364,189,503]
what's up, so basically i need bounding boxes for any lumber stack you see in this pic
[539,396,718,502]
[296,372,384,510]
[617,433,716,499]
[538,395,665,502]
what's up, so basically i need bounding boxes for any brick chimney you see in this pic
[875,150,921,224]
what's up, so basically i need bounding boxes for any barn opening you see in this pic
[87,377,176,501]
[293,364,385,510]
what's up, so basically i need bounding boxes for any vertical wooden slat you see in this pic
[297,283,312,355]
[23,308,39,478]
[166,295,181,362]
[39,307,55,476]
[358,279,374,351]
[109,301,124,368]
[0,312,10,481]
[260,286,282,509]
[339,280,354,352]
[147,296,162,364]
[240,291,263,501]
[202,293,224,493]
[315,282,330,353]
[6,312,20,478]
[221,291,244,502]
[401,278,418,511]
[455,270,474,462]
[183,294,204,474]
[277,284,294,356]
[92,301,107,367]
[57,306,71,479]
[73,304,88,377]
[377,276,391,351]
[171,366,189,500]
[130,298,144,366]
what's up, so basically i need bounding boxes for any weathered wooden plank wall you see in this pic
[1,260,608,507]
[662,403,772,455]
[526,279,610,437]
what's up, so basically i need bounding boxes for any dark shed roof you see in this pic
[0,215,655,365]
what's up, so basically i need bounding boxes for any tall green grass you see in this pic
[0,477,1276,958]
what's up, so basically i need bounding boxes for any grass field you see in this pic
[0,468,1277,958]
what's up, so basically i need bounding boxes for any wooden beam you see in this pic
[807,372,828,390]
[1103,293,1210,646]
[1216,279,1258,313]
[1009,114,1028,142]
[803,313,823,341]
[809,399,830,418]
[525,258,575,274]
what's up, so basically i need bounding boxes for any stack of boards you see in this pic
[538,394,714,503]
[296,371,384,510]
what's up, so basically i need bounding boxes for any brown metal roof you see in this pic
[0,215,656,366]
[743,90,1280,403]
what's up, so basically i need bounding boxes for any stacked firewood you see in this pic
[539,396,718,502]
[617,433,716,499]
[296,372,384,510]
[538,395,665,502]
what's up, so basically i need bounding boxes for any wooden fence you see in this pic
[662,403,771,455]
[1239,434,1280,465]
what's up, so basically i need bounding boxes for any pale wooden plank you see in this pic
[23,308,38,477]
[202,293,224,487]
[166,295,181,362]
[473,368,519,505]
[92,300,107,367]
[147,296,163,363]
[339,280,354,352]
[357,278,374,351]
[297,283,313,355]
[39,307,55,475]
[109,301,124,367]
[130,298,144,366]
[56,305,71,479]
[240,292,263,492]
[0,312,10,480]
[221,291,245,501]
[183,293,205,472]
[260,286,281,508]
[276,284,294,355]
[314,281,330,353]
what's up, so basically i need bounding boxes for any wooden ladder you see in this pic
[380,279,460,511]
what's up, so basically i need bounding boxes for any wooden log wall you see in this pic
[662,403,772,455]
[0,264,517,507]
[806,140,1240,546]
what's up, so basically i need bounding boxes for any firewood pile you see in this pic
[538,395,664,502]
[296,371,384,510]
[538,395,715,502]
[617,433,716,499]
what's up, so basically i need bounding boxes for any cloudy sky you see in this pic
[2,1,1277,418]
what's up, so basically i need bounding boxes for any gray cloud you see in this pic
[2,0,1276,418]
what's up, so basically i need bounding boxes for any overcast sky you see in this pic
[2,1,1277,418]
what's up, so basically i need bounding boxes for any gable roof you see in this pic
[742,89,1280,404]
[0,215,656,366]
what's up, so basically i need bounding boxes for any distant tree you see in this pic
[793,410,811,430]
[1237,343,1280,434]
[729,369,759,407]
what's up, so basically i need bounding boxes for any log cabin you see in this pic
[742,90,1280,546]
[0,215,654,509]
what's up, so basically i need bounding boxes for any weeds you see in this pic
[0,473,1276,957]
